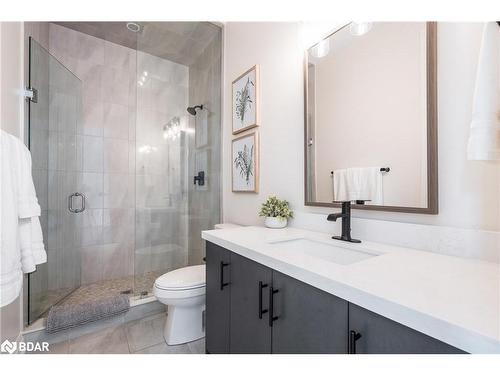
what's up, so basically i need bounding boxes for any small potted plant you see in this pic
[259,195,294,229]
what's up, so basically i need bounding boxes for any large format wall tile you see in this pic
[81,97,104,136]
[48,23,207,289]
[82,135,103,172]
[103,138,129,173]
[103,103,129,139]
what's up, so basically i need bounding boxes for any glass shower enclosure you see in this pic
[26,22,222,325]
[133,22,222,294]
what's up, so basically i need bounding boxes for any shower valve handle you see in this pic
[194,171,205,186]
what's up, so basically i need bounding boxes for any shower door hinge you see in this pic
[24,87,38,103]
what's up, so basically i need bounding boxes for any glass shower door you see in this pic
[27,38,82,324]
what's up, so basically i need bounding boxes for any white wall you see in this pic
[0,22,24,138]
[223,22,304,225]
[222,22,499,261]
[0,21,24,342]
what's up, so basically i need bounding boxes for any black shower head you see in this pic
[187,104,203,116]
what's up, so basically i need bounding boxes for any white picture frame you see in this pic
[232,65,259,134]
[232,132,259,193]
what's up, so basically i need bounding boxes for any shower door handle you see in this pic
[68,192,86,213]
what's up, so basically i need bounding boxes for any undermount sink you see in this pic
[267,237,381,265]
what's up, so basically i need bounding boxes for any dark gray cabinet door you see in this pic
[271,271,349,353]
[348,303,466,354]
[205,242,231,354]
[229,253,273,353]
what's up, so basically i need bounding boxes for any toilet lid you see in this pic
[155,265,206,290]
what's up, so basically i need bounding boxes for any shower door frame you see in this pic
[25,36,83,325]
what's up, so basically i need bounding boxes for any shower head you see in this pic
[187,105,203,116]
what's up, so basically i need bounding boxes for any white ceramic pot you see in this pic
[264,217,287,229]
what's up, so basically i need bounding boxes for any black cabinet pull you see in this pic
[268,287,279,327]
[349,330,362,354]
[219,261,230,290]
[258,281,269,319]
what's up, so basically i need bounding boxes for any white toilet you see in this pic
[153,264,206,345]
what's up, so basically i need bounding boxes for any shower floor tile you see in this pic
[58,270,165,306]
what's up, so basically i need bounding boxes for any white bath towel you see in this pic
[467,22,500,160]
[19,216,46,273]
[333,167,383,205]
[0,130,46,307]
[15,141,46,268]
[1,131,23,307]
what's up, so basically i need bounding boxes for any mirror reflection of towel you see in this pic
[333,167,383,205]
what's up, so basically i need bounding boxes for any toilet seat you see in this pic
[154,264,205,291]
[154,285,205,300]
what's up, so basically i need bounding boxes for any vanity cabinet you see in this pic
[206,241,465,354]
[348,304,465,354]
[206,242,348,354]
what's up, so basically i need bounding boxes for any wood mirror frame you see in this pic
[304,22,438,214]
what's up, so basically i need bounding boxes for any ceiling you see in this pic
[53,22,221,66]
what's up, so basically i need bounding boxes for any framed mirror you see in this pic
[304,22,438,214]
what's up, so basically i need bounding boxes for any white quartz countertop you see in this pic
[202,226,500,354]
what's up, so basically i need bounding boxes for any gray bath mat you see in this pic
[46,294,130,334]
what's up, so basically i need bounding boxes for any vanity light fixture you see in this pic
[311,39,330,58]
[350,22,372,36]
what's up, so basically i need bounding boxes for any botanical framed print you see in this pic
[232,132,259,193]
[232,65,259,134]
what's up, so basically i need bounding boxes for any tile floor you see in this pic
[38,312,205,354]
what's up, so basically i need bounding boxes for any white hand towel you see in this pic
[467,22,500,160]
[333,167,383,204]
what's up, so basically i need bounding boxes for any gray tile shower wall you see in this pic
[134,51,190,284]
[49,23,137,285]
[187,26,222,265]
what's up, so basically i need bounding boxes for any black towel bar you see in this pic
[330,167,390,175]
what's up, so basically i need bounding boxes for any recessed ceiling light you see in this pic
[126,22,142,33]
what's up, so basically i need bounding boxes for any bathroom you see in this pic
[1,0,500,373]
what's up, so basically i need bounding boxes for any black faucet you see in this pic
[327,201,361,243]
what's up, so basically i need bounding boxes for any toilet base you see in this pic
[164,304,205,346]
